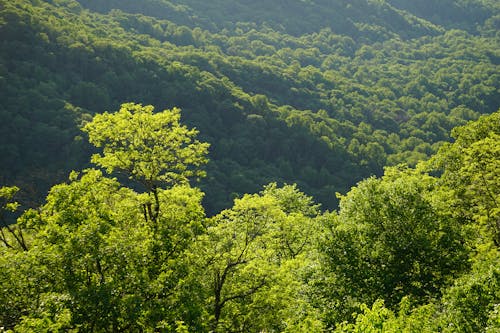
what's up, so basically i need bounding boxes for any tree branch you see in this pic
[220,278,267,307]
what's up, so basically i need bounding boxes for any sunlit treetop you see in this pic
[83,102,210,191]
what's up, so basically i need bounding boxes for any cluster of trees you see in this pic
[1,104,499,331]
[1,1,499,328]
[1,0,498,213]
[77,0,498,37]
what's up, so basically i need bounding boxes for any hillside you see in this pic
[0,0,499,213]
[1,1,500,330]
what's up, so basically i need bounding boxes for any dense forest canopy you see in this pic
[1,0,500,331]
[1,0,498,213]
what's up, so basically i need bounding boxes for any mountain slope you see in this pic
[0,0,498,213]
[77,0,444,39]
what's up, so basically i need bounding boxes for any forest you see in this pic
[0,0,499,331]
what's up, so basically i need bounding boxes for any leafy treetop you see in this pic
[83,102,210,191]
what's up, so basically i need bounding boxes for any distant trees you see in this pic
[2,0,499,214]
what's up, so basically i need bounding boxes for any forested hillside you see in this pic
[1,1,500,330]
[1,0,498,213]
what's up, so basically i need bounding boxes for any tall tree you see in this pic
[186,184,323,332]
[318,166,469,325]
[83,102,209,226]
[425,110,500,246]
[0,103,209,331]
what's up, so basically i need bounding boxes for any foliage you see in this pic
[1,0,500,331]
[318,166,470,325]
[425,110,500,245]
[186,184,323,332]
[0,186,28,251]
[333,246,500,333]
[1,0,498,213]
[1,108,499,331]
[0,104,208,331]
[439,246,500,332]
[83,102,209,190]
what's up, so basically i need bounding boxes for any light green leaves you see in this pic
[425,110,500,245]
[83,102,210,190]
[0,186,20,212]
[187,184,323,332]
[0,102,212,331]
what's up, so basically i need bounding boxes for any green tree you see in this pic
[425,110,500,246]
[439,246,500,332]
[83,102,209,227]
[0,103,209,331]
[83,102,209,190]
[330,247,500,332]
[15,169,206,331]
[318,166,469,325]
[186,184,323,332]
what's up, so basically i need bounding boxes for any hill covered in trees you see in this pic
[1,0,499,213]
[1,1,500,330]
